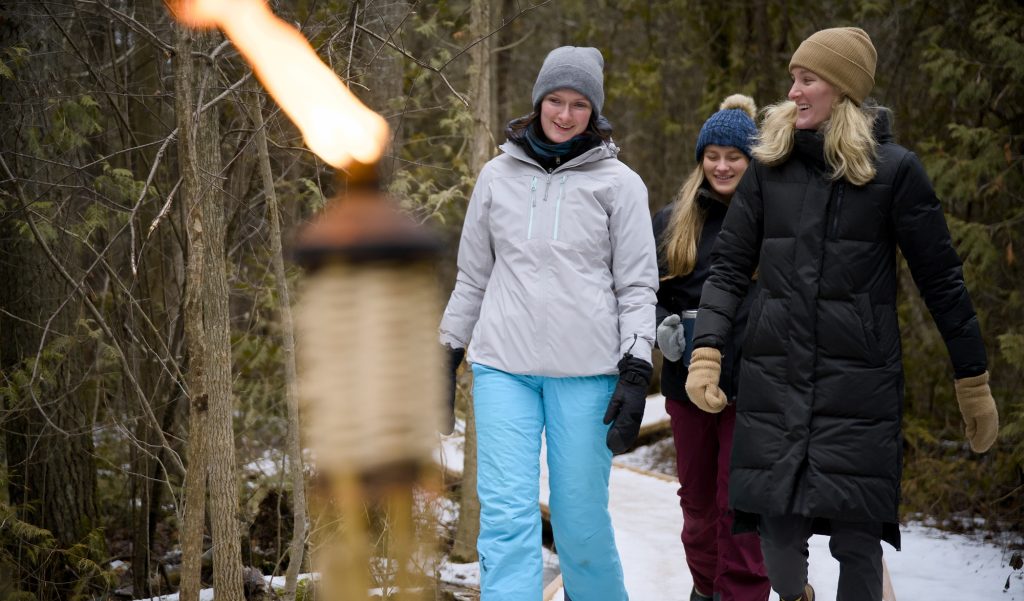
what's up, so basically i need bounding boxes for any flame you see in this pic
[166,0,390,168]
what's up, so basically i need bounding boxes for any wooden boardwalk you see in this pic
[543,395,897,601]
[443,395,900,601]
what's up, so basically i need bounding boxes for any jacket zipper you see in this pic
[552,175,568,240]
[829,181,846,239]
[527,176,538,239]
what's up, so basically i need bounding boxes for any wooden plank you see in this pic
[542,574,563,601]
[882,557,896,601]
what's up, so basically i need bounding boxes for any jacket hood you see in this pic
[872,105,895,144]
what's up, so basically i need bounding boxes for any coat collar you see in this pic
[499,138,618,172]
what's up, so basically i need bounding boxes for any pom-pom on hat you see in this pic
[694,94,758,162]
[789,27,877,105]
[532,46,605,116]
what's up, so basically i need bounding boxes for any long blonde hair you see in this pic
[662,94,758,279]
[660,164,706,280]
[753,97,878,185]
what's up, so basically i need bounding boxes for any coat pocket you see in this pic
[854,293,885,366]
[817,296,883,365]
[743,289,787,356]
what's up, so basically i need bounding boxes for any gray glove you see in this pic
[657,314,685,362]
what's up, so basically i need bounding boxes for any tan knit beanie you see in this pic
[789,27,877,104]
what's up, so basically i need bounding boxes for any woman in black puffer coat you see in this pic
[684,27,999,601]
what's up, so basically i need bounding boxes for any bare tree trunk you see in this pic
[250,91,308,601]
[174,24,244,601]
[0,235,98,600]
[175,24,210,601]
[451,0,494,563]
[0,8,103,599]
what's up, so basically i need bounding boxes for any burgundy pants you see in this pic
[667,398,770,601]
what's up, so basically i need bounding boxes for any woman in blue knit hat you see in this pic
[441,46,658,601]
[653,94,771,601]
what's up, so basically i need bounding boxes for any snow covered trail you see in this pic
[542,464,690,600]
[546,395,1022,601]
[547,462,1021,601]
[438,394,1022,601]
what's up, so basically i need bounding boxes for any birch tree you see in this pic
[451,0,495,564]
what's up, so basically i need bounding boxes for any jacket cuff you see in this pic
[624,337,653,365]
[439,332,465,350]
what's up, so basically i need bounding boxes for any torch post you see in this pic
[293,162,444,600]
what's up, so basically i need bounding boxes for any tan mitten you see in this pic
[685,347,728,413]
[954,371,999,453]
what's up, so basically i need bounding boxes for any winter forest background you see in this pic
[0,0,1022,599]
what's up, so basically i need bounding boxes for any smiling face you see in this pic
[702,144,750,199]
[539,89,593,143]
[788,67,840,130]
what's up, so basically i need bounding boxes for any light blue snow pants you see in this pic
[472,363,629,601]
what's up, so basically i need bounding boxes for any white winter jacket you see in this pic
[439,140,658,377]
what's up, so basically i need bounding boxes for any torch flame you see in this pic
[167,0,390,168]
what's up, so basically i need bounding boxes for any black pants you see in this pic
[758,514,883,601]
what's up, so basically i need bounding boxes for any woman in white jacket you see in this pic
[440,46,658,601]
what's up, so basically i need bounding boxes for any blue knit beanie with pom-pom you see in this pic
[694,94,758,162]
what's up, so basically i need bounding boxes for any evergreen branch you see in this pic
[0,153,187,478]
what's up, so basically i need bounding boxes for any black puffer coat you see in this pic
[653,189,754,402]
[693,109,986,548]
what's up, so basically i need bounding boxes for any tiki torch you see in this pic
[166,1,445,599]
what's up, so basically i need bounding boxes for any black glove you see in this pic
[441,346,465,435]
[603,353,652,455]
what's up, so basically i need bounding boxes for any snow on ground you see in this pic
[142,395,1023,600]
[439,393,1023,600]
[137,574,317,601]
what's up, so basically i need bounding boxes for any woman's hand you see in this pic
[441,346,465,435]
[685,347,728,413]
[954,371,999,453]
[604,354,652,454]
[656,314,685,363]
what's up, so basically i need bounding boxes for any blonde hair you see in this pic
[752,97,878,186]
[660,164,706,280]
[662,94,759,279]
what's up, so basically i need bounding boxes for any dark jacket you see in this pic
[693,108,987,548]
[653,189,753,401]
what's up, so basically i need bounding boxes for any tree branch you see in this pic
[83,0,177,55]
[0,153,187,477]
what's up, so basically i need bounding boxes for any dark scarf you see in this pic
[507,116,607,171]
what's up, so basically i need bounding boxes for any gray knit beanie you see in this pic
[531,46,605,116]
